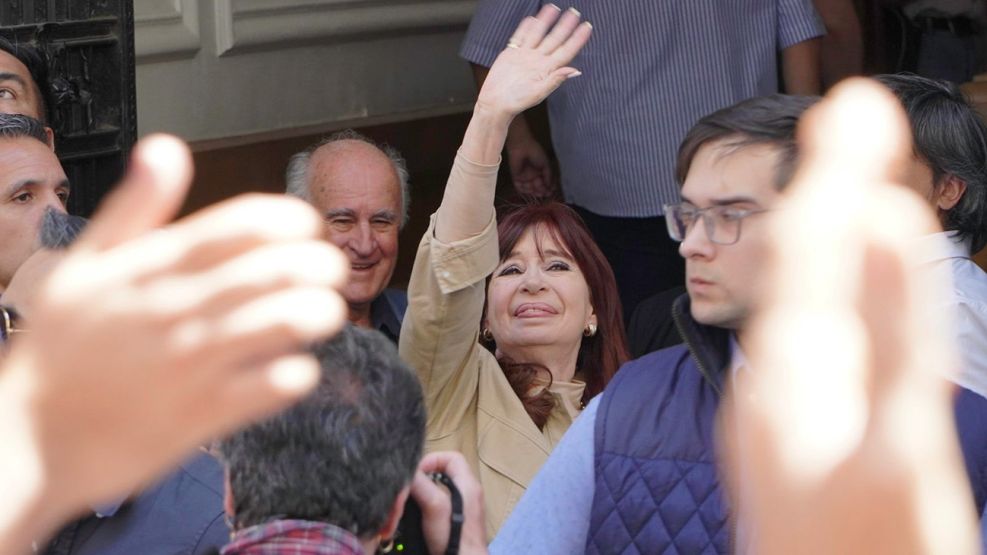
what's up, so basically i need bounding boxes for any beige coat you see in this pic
[399,160,585,537]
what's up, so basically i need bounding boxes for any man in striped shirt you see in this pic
[461,0,825,320]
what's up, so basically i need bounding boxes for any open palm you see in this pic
[477,5,591,118]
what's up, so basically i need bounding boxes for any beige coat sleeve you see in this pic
[399,154,501,438]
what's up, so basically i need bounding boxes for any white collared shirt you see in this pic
[918,231,987,399]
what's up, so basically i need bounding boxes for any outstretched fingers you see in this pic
[550,19,592,67]
[538,7,584,54]
[510,4,563,49]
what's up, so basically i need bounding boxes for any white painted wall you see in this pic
[134,0,477,145]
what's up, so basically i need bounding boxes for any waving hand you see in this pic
[477,5,591,119]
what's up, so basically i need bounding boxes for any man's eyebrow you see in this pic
[0,73,28,88]
[5,178,72,197]
[372,209,397,221]
[679,194,759,207]
[324,208,356,219]
[709,196,758,206]
[6,178,38,196]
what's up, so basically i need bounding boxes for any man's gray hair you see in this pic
[0,113,49,145]
[285,129,411,228]
[218,325,426,537]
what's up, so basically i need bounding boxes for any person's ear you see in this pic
[936,175,967,212]
[378,485,411,542]
[44,127,55,150]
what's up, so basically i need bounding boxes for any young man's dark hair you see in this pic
[0,37,49,124]
[218,326,426,547]
[875,73,987,253]
[675,94,821,189]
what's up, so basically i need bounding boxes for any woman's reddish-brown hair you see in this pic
[485,202,629,428]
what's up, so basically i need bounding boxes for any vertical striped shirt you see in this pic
[461,0,825,217]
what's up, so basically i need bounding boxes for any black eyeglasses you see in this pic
[663,203,770,246]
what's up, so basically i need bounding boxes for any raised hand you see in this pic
[476,5,591,119]
[724,79,979,555]
[0,134,349,549]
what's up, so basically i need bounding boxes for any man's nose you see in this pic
[348,222,377,256]
[42,191,67,213]
[678,216,715,259]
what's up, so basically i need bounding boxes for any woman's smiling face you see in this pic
[485,224,596,355]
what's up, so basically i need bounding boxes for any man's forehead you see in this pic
[681,141,782,204]
[0,50,32,81]
[310,141,397,179]
[0,137,65,180]
[308,143,401,208]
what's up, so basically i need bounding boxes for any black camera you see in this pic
[391,471,462,555]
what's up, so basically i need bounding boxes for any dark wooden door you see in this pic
[0,0,137,217]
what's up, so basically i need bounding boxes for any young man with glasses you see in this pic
[488,93,987,554]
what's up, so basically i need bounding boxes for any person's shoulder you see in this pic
[951,258,987,304]
[605,345,693,394]
[176,451,225,496]
[955,386,987,421]
[380,288,408,313]
[87,452,226,554]
[627,286,687,357]
[620,344,691,373]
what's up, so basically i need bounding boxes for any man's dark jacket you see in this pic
[42,452,228,555]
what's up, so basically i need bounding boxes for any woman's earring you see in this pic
[482,328,494,342]
[584,323,598,337]
[379,537,396,553]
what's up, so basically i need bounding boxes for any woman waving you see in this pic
[400,6,628,537]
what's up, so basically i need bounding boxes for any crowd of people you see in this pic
[1,1,987,554]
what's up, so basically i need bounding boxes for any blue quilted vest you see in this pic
[586,295,987,554]
[586,295,731,554]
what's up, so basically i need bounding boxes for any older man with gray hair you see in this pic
[287,130,409,342]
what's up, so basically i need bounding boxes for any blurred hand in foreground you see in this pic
[0,134,349,549]
[724,79,979,555]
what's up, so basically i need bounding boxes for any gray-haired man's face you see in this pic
[0,136,68,287]
[308,140,401,314]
